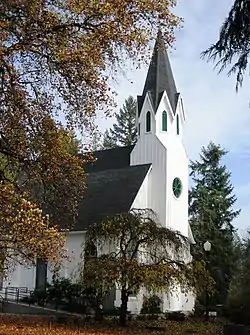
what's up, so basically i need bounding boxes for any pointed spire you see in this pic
[138,30,179,116]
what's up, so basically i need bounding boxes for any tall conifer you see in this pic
[189,142,240,306]
[103,96,137,148]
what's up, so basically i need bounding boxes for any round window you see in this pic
[172,177,182,198]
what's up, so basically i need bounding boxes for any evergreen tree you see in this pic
[189,142,241,307]
[103,96,137,149]
[202,0,250,90]
[102,129,118,149]
[226,232,250,324]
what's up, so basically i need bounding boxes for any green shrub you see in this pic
[103,307,120,316]
[193,300,205,317]
[21,294,37,304]
[21,276,100,315]
[140,295,162,314]
[136,314,147,321]
[223,296,248,325]
[166,311,186,322]
[21,289,47,306]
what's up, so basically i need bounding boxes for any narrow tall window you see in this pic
[176,114,180,135]
[138,123,140,136]
[146,111,151,132]
[162,111,167,131]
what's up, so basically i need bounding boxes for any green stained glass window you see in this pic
[162,111,167,131]
[146,111,151,132]
[172,177,182,198]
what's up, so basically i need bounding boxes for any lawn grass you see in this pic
[0,315,224,334]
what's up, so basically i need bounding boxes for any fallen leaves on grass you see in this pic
[0,315,223,335]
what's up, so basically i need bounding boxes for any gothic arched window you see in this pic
[162,111,167,131]
[146,111,151,132]
[176,114,180,135]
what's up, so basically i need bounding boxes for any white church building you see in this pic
[3,33,195,314]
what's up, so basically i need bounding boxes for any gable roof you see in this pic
[83,145,134,172]
[73,146,151,231]
[138,31,179,116]
[74,163,151,231]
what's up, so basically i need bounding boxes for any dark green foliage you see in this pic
[102,129,118,149]
[225,232,250,325]
[22,289,47,306]
[46,277,85,309]
[193,300,205,317]
[102,307,121,316]
[136,314,147,321]
[102,96,137,149]
[166,311,186,322]
[140,295,162,315]
[22,276,99,315]
[202,0,250,90]
[189,142,240,307]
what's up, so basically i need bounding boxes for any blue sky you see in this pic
[96,0,250,234]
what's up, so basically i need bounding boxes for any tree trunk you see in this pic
[120,288,128,327]
[94,299,103,322]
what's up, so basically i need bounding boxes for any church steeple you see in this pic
[138,31,179,116]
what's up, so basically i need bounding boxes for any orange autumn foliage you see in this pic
[0,1,180,269]
[0,0,180,127]
[0,110,87,270]
[0,315,223,335]
[0,182,67,270]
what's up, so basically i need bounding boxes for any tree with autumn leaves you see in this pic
[0,0,180,128]
[0,124,87,272]
[0,184,66,271]
[80,209,212,326]
[0,1,180,271]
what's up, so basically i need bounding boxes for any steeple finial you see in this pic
[137,30,178,116]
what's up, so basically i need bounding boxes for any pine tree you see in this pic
[102,96,137,149]
[226,232,250,324]
[202,0,250,90]
[102,129,118,149]
[189,142,241,307]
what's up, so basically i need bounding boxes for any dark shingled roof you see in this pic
[83,145,134,173]
[138,31,179,116]
[74,163,151,231]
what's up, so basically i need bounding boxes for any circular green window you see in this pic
[172,177,182,198]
